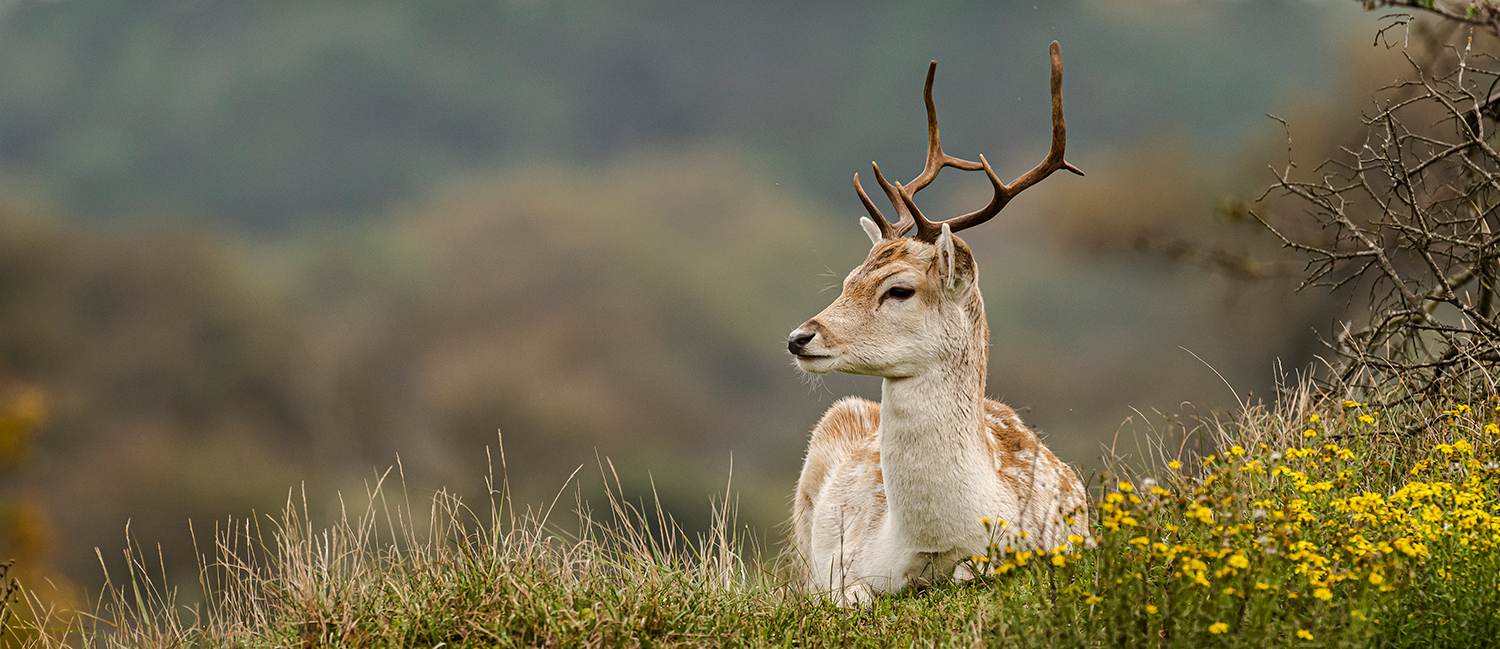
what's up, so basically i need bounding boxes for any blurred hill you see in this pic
[0,0,1365,230]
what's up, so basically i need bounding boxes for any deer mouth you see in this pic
[793,352,839,373]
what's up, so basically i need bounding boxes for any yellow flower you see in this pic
[1209,622,1229,634]
[1085,595,1103,605]
[1297,629,1314,640]
[1186,504,1215,524]
[1228,554,1249,569]
[1119,480,1134,493]
[1309,414,1320,423]
[1145,604,1158,615]
[1255,582,1271,590]
[1343,400,1363,408]
[1369,572,1384,585]
[1358,414,1375,424]
[1314,587,1333,601]
[1168,460,1182,470]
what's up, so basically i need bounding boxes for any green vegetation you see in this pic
[11,379,1498,646]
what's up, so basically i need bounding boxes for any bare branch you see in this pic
[1260,18,1500,399]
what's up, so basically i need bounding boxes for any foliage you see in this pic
[0,379,72,648]
[1359,1,1500,28]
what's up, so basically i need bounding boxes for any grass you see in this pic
[8,379,1500,647]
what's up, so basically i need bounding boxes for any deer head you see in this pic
[788,42,1082,379]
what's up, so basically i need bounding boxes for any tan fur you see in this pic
[789,233,1087,605]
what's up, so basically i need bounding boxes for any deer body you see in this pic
[788,44,1087,605]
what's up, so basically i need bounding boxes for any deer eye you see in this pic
[885,286,915,300]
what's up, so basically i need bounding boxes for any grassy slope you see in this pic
[12,379,1500,648]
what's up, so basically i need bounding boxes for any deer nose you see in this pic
[787,330,816,355]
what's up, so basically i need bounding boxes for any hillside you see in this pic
[15,379,1499,647]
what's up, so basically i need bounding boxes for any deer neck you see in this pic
[878,289,993,551]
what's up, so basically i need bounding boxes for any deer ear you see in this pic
[935,223,957,290]
[859,217,883,246]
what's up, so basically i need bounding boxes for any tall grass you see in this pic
[20,450,769,647]
[11,377,1500,647]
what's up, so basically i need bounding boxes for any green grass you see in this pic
[11,380,1500,647]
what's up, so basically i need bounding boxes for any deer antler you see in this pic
[855,41,1083,242]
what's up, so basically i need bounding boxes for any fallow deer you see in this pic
[787,42,1088,606]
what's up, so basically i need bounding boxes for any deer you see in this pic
[786,42,1088,606]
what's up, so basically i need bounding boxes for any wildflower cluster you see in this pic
[966,516,1086,577]
[968,398,1500,645]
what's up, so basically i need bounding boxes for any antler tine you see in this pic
[906,61,984,194]
[853,173,896,239]
[897,182,944,243]
[934,40,1084,238]
[871,161,921,237]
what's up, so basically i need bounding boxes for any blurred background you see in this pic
[0,0,1423,605]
